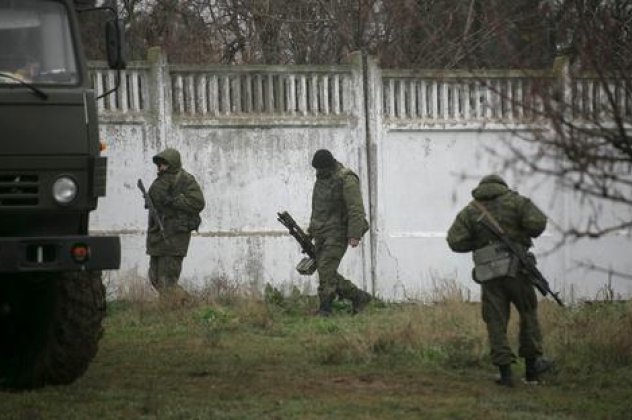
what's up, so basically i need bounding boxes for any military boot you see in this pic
[495,364,514,387]
[314,297,333,317]
[524,357,554,384]
[351,290,372,314]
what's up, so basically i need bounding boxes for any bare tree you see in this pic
[483,1,632,243]
[78,0,560,66]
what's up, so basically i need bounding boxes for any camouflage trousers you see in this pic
[481,273,543,366]
[315,237,363,304]
[148,256,184,295]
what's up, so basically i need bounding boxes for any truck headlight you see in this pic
[52,176,77,204]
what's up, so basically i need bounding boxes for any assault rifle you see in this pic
[137,179,169,243]
[471,201,564,307]
[277,211,317,275]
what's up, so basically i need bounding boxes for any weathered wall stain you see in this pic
[90,52,632,301]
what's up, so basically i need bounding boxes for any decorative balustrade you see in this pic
[572,77,631,120]
[381,70,555,125]
[88,54,629,128]
[89,62,149,114]
[168,65,354,118]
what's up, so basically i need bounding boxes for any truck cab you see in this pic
[0,0,123,389]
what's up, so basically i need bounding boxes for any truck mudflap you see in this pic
[0,236,121,272]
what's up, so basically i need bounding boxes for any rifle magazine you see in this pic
[296,257,317,275]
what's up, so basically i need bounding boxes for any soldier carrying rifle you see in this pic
[291,149,373,316]
[139,148,205,298]
[447,174,556,387]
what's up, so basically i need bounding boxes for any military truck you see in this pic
[0,0,124,389]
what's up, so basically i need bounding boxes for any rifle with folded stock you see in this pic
[471,201,564,307]
[138,179,169,243]
[277,211,317,275]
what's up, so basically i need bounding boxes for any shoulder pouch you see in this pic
[472,243,519,283]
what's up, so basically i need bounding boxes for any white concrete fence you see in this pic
[90,48,632,302]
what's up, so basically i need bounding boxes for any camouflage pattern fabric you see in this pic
[447,174,546,251]
[148,255,184,293]
[446,175,547,366]
[146,148,205,257]
[308,162,369,240]
[482,273,543,365]
[315,237,365,305]
[308,162,370,308]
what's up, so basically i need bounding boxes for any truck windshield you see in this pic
[0,0,78,85]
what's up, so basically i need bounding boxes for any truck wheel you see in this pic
[0,271,106,389]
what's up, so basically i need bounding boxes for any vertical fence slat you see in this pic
[442,82,449,120]
[388,79,395,118]
[244,74,253,113]
[451,83,459,120]
[586,80,594,119]
[310,74,319,114]
[505,80,512,121]
[130,71,140,111]
[276,74,285,113]
[208,75,218,116]
[298,75,307,115]
[397,79,405,118]
[266,74,275,113]
[174,75,184,114]
[575,79,583,119]
[255,75,264,113]
[119,70,128,112]
[287,75,296,114]
[430,81,438,119]
[186,75,195,114]
[321,76,329,115]
[485,81,493,119]
[463,82,470,121]
[473,81,481,119]
[419,81,427,119]
[342,75,352,114]
[332,75,340,115]
[197,74,207,115]
[221,75,230,114]
[408,80,417,118]
[95,70,104,112]
[232,76,242,113]
[107,70,117,111]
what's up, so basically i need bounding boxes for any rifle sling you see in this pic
[470,200,505,235]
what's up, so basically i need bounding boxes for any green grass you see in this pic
[1,295,632,419]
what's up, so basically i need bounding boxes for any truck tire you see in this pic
[0,271,106,389]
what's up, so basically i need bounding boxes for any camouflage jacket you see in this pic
[308,162,369,240]
[446,175,547,253]
[146,148,205,256]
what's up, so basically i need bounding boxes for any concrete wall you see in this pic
[90,50,632,301]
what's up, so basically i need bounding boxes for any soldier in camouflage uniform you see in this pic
[447,174,550,386]
[145,148,205,297]
[308,149,372,315]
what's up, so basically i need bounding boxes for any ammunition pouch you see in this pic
[296,257,317,276]
[472,243,519,283]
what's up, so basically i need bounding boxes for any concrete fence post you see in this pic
[349,51,382,295]
[147,47,172,149]
[553,54,572,120]
[364,54,383,297]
